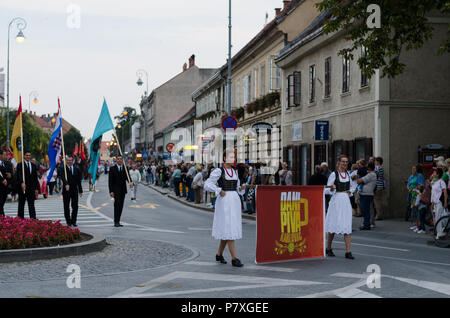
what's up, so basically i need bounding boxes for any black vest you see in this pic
[217,167,238,191]
[334,170,350,192]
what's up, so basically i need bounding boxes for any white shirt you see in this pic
[129,169,141,183]
[325,170,357,196]
[25,161,32,173]
[432,179,446,204]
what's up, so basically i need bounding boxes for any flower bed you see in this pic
[0,216,81,250]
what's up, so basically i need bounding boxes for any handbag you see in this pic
[192,181,198,190]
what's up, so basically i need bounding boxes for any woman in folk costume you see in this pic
[204,149,247,267]
[324,155,357,259]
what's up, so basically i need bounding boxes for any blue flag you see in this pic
[47,103,63,183]
[88,99,115,185]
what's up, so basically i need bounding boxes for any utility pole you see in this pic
[227,0,232,116]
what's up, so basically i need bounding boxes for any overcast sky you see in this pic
[0,0,284,139]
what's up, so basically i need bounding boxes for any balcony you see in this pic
[232,92,281,122]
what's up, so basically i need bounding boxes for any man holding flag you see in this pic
[89,99,132,227]
[47,101,63,192]
[13,97,39,219]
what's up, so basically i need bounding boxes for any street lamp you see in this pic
[6,17,27,148]
[136,69,149,97]
[136,69,149,153]
[28,91,39,112]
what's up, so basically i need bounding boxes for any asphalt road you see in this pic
[1,176,449,299]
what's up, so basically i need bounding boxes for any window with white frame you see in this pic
[342,54,350,93]
[270,56,281,91]
[260,64,265,96]
[253,68,258,100]
[324,57,331,98]
[309,65,316,104]
[236,80,241,108]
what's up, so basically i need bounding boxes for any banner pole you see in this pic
[19,96,25,194]
[113,131,131,184]
[58,98,68,182]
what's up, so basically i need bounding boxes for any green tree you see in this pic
[63,128,83,155]
[114,107,138,146]
[0,108,50,161]
[316,0,450,78]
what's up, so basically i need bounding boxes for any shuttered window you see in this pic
[287,71,301,107]
[360,45,369,87]
[324,57,331,98]
[342,55,350,93]
[309,65,316,103]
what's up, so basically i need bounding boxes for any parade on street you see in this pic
[0,0,449,308]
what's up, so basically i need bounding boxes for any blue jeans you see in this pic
[418,207,427,231]
[360,195,373,229]
[186,178,194,201]
[173,178,181,196]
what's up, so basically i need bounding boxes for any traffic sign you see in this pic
[166,143,175,153]
[221,116,238,131]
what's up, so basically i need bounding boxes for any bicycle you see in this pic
[434,214,450,248]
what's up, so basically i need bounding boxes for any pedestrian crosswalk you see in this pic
[3,195,113,227]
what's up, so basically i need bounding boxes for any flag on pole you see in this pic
[88,99,115,185]
[46,102,63,183]
[73,143,79,157]
[80,142,86,161]
[11,97,23,166]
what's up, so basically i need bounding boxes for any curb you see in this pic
[0,233,107,263]
[145,183,257,221]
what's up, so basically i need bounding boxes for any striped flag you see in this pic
[46,100,63,183]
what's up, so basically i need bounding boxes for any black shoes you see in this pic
[114,223,124,227]
[326,249,335,257]
[345,252,355,260]
[359,226,371,230]
[216,255,227,264]
[72,224,78,227]
[231,258,244,267]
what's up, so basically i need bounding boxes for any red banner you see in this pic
[256,186,325,264]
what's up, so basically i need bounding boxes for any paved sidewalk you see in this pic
[141,182,257,221]
[142,182,442,247]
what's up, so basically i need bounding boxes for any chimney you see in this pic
[275,8,281,17]
[188,54,195,68]
[183,63,188,72]
[283,0,291,11]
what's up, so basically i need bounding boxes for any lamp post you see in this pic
[6,17,27,148]
[28,91,39,112]
[227,0,232,116]
[136,69,149,153]
[136,70,149,97]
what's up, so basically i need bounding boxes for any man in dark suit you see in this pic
[0,149,11,217]
[109,155,132,227]
[16,151,39,219]
[60,154,83,227]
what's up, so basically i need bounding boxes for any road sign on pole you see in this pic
[221,116,238,131]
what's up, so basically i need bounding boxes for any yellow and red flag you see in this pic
[11,96,23,164]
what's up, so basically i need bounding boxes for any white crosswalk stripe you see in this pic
[3,196,112,227]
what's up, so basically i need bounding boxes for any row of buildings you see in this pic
[126,0,450,218]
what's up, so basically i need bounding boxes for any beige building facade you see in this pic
[276,3,450,218]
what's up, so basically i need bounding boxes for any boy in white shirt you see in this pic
[129,163,141,201]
